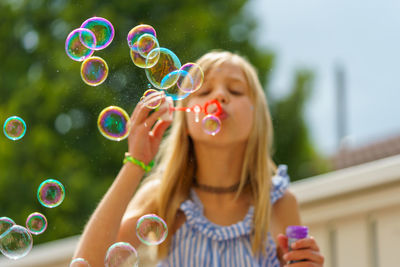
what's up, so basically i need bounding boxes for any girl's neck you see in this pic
[193,141,247,188]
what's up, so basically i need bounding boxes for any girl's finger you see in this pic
[283,249,324,265]
[276,233,289,255]
[143,107,169,131]
[151,119,172,140]
[291,236,320,252]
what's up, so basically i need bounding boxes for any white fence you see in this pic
[1,155,400,266]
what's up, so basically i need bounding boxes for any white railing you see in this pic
[2,154,400,267]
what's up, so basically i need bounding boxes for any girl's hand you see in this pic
[127,100,172,165]
[277,234,325,266]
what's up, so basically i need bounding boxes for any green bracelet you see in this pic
[123,154,154,172]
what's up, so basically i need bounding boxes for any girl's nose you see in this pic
[215,87,229,104]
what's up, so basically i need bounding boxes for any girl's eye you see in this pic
[198,90,210,96]
[229,88,243,95]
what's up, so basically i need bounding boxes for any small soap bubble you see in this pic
[0,225,33,260]
[128,25,159,69]
[163,82,190,101]
[70,258,91,267]
[145,48,181,89]
[137,33,159,58]
[104,242,138,267]
[97,106,130,141]
[202,115,221,136]
[0,217,15,239]
[37,179,65,208]
[80,56,109,86]
[136,214,168,246]
[25,212,47,235]
[177,63,204,93]
[142,89,163,109]
[65,28,95,61]
[81,17,114,50]
[3,116,26,141]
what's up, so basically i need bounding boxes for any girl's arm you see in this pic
[272,190,325,266]
[73,102,171,267]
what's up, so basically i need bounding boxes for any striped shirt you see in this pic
[157,165,290,267]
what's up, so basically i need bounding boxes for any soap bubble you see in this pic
[177,63,204,93]
[97,106,130,141]
[0,217,15,239]
[80,56,109,86]
[104,242,138,267]
[3,116,26,141]
[137,33,159,58]
[202,115,221,136]
[70,258,91,267]
[37,179,65,208]
[65,28,95,61]
[0,225,33,260]
[26,212,47,235]
[136,214,168,246]
[127,24,156,49]
[81,17,114,50]
[141,89,163,109]
[128,24,159,69]
[145,48,181,89]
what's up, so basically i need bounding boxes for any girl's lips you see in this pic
[217,109,228,120]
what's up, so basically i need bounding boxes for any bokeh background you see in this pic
[1,0,398,254]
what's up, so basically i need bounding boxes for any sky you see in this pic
[248,0,400,155]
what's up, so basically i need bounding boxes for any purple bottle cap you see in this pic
[286,225,308,239]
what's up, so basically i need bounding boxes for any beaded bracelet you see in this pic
[123,153,154,172]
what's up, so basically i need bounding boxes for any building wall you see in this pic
[2,155,400,267]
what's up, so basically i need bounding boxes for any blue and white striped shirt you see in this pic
[158,165,290,267]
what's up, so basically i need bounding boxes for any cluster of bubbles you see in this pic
[97,24,220,141]
[3,116,26,141]
[65,17,114,86]
[0,179,64,260]
[69,213,168,266]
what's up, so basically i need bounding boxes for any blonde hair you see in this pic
[139,50,276,258]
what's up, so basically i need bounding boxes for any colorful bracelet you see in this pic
[123,153,154,172]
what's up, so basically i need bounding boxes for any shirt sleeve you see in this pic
[270,164,290,204]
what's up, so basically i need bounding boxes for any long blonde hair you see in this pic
[139,50,276,258]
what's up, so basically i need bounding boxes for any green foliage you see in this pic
[0,0,328,246]
[270,70,330,180]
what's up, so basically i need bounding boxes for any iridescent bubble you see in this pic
[163,80,190,101]
[0,225,33,260]
[3,116,26,141]
[141,89,163,109]
[128,25,159,69]
[0,217,15,239]
[80,56,109,86]
[81,17,114,50]
[65,28,95,61]
[127,24,156,50]
[202,115,221,136]
[104,242,138,267]
[70,258,91,267]
[177,63,204,93]
[145,48,181,89]
[136,214,168,246]
[25,212,47,235]
[37,179,65,208]
[97,106,130,141]
[137,33,159,58]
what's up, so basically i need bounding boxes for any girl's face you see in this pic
[186,61,254,145]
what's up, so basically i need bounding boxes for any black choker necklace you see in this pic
[193,178,245,194]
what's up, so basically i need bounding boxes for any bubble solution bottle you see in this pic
[286,225,309,264]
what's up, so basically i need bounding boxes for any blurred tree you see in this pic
[0,0,328,246]
[270,70,330,181]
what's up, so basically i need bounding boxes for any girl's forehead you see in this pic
[205,62,246,82]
